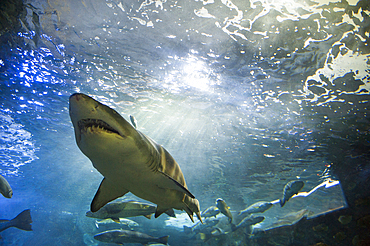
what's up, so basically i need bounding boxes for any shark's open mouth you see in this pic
[78,119,120,135]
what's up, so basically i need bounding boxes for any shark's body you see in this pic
[69,93,202,223]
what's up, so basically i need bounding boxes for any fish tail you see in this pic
[10,209,32,231]
[158,235,169,245]
[279,199,285,207]
[228,215,233,223]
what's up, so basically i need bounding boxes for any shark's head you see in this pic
[69,93,139,158]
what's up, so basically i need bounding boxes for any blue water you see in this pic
[0,0,369,245]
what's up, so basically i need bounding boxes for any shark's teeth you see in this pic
[78,119,120,135]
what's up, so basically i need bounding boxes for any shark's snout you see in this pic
[70,93,84,102]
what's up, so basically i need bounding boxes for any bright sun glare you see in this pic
[165,54,216,92]
[182,57,211,91]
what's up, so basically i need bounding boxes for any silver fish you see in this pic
[0,175,12,198]
[94,229,169,245]
[86,201,175,221]
[201,206,220,219]
[216,198,233,223]
[280,180,304,207]
[232,215,265,231]
[238,201,273,217]
[95,218,139,229]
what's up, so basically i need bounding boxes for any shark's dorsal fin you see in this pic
[157,171,195,199]
[129,115,137,129]
[91,178,129,212]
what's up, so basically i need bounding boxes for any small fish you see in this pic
[0,209,32,235]
[86,201,175,221]
[216,198,233,223]
[183,219,219,233]
[338,215,352,225]
[0,175,13,198]
[94,229,169,245]
[238,201,273,217]
[280,180,304,207]
[95,218,139,229]
[201,206,220,219]
[129,115,137,129]
[231,215,265,231]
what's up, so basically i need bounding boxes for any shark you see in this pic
[69,93,202,223]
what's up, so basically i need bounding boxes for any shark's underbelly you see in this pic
[93,158,185,209]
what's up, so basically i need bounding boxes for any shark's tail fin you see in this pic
[157,235,169,245]
[10,209,32,231]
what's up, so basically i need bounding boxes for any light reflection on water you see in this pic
[0,112,38,176]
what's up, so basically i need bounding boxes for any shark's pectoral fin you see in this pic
[144,214,152,219]
[156,171,195,199]
[91,178,129,212]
